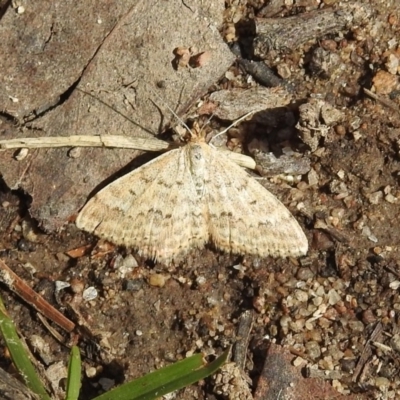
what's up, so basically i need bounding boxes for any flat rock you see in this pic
[0,0,235,230]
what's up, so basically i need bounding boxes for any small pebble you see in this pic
[68,147,81,158]
[361,309,376,324]
[368,191,383,205]
[277,63,291,79]
[385,53,399,75]
[70,278,85,294]
[15,148,28,161]
[85,367,97,378]
[17,238,34,252]
[123,279,144,291]
[196,276,206,286]
[385,193,397,203]
[99,378,115,392]
[305,340,322,360]
[307,168,319,186]
[390,334,400,353]
[83,286,98,301]
[327,289,341,305]
[296,268,315,281]
[375,377,390,389]
[293,356,306,367]
[348,320,364,333]
[149,273,168,287]
[372,70,399,94]
[294,289,309,302]
[335,125,346,136]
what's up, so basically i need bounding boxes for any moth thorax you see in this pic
[188,144,206,197]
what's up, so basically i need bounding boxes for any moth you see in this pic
[76,118,308,264]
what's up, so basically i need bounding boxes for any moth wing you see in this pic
[76,148,208,263]
[205,146,308,258]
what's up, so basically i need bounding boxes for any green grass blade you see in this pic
[0,294,51,400]
[65,345,82,400]
[93,348,230,400]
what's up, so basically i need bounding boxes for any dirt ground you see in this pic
[1,0,400,399]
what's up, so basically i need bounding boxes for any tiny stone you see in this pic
[135,330,143,336]
[307,168,319,186]
[293,356,305,367]
[14,224,22,232]
[306,329,322,342]
[389,280,400,290]
[253,296,265,313]
[123,279,144,291]
[372,70,399,94]
[390,334,400,352]
[149,300,159,314]
[336,169,345,179]
[319,355,334,370]
[22,220,38,242]
[294,289,309,302]
[362,309,376,324]
[305,340,321,360]
[331,208,345,219]
[348,320,364,333]
[385,53,399,75]
[99,378,115,392]
[335,125,346,136]
[385,193,397,203]
[350,117,362,131]
[277,63,291,79]
[340,358,356,372]
[296,267,315,281]
[368,191,383,205]
[313,296,323,306]
[17,238,34,252]
[15,148,29,161]
[55,281,70,293]
[317,317,331,330]
[196,276,206,286]
[323,307,339,321]
[149,274,168,287]
[280,315,291,334]
[122,254,138,269]
[70,278,85,294]
[68,147,81,158]
[373,246,382,254]
[225,70,235,80]
[321,104,344,125]
[327,289,341,305]
[224,25,236,43]
[361,226,378,243]
[83,286,98,301]
[352,131,362,141]
[86,366,97,378]
[375,377,390,389]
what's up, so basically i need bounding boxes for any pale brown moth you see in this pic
[76,107,308,264]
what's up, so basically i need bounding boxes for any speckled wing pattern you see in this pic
[76,142,308,263]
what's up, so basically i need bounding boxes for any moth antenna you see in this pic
[201,111,217,129]
[76,88,156,136]
[209,111,256,148]
[149,88,195,138]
